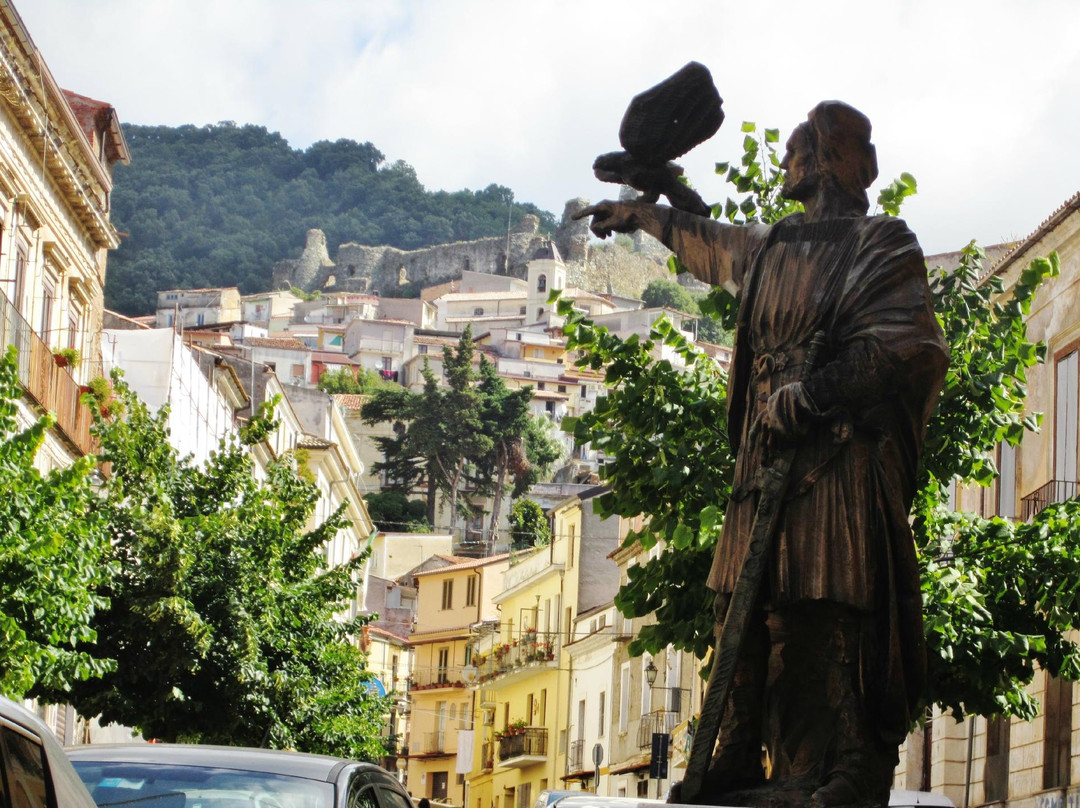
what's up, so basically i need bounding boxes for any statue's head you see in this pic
[782,101,878,213]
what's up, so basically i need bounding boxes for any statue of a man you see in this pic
[577,101,948,808]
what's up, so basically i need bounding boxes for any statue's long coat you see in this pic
[667,210,948,739]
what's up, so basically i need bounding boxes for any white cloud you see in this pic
[19,0,1080,255]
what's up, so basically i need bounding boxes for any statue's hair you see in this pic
[804,101,878,212]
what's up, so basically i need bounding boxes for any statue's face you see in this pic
[780,124,818,201]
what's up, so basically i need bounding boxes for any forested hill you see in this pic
[105,123,558,315]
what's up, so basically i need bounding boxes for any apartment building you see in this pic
[891,196,1080,808]
[405,554,510,805]
[155,286,241,329]
[0,1,128,478]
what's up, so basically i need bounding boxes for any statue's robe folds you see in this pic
[666,210,948,743]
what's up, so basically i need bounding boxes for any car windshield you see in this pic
[71,761,334,808]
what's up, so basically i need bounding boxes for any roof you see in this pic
[987,189,1080,280]
[65,743,369,780]
[531,240,563,262]
[297,435,333,450]
[332,394,367,410]
[368,625,410,644]
[246,337,309,351]
[61,89,130,165]
[438,291,527,302]
[411,553,511,577]
[311,351,357,364]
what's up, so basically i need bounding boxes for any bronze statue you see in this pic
[576,100,948,808]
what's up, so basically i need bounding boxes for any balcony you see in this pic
[421,731,448,755]
[638,710,680,749]
[408,665,467,692]
[568,738,585,773]
[497,727,547,769]
[1020,479,1079,520]
[0,295,96,457]
[470,630,558,685]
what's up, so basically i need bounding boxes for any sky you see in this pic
[18,0,1080,256]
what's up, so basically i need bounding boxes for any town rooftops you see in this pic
[410,553,511,577]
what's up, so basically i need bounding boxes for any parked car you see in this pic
[889,791,955,808]
[534,789,593,808]
[66,743,414,808]
[551,789,954,808]
[0,696,97,808]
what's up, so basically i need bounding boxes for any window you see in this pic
[558,385,566,393]
[12,244,27,312]
[997,440,1017,518]
[568,524,575,568]
[517,783,532,808]
[437,648,450,683]
[619,665,630,732]
[2,726,48,808]
[1043,674,1072,788]
[40,277,54,340]
[196,312,205,326]
[441,579,454,610]
[598,691,606,736]
[419,344,429,354]
[537,382,545,391]
[466,575,477,607]
[474,307,484,316]
[519,306,527,315]
[1056,349,1078,486]
[537,274,547,292]
[291,363,304,379]
[540,688,547,723]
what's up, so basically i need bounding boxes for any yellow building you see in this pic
[465,487,623,808]
[406,554,510,805]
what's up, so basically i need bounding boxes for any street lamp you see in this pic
[645,660,658,687]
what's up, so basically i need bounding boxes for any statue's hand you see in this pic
[572,201,640,239]
[762,382,819,442]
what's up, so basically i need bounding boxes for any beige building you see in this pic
[892,195,1080,806]
[405,554,510,805]
[155,286,241,329]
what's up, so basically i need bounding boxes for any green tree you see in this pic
[0,346,113,698]
[363,327,491,529]
[641,278,698,313]
[509,499,551,550]
[364,490,430,532]
[40,377,389,755]
[317,366,395,395]
[560,123,1078,723]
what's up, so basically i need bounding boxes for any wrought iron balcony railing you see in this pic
[408,665,467,691]
[568,738,585,773]
[1020,479,1079,521]
[498,727,547,762]
[638,709,680,749]
[469,630,558,683]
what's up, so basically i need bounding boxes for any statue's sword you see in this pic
[678,330,827,804]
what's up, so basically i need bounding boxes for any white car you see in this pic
[0,696,97,808]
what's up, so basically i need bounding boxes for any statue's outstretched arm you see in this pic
[573,200,752,292]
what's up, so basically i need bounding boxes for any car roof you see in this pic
[65,743,383,782]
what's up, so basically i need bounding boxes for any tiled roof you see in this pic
[332,394,367,410]
[986,189,1080,280]
[437,291,527,302]
[411,553,511,577]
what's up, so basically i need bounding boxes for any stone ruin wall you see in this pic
[272,197,693,301]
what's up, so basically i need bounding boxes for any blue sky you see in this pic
[19,0,1080,257]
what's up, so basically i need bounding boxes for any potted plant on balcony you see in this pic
[508,718,528,735]
[82,377,125,420]
[52,347,80,369]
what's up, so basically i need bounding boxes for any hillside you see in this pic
[105,123,557,315]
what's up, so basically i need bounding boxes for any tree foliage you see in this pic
[364,329,561,538]
[38,376,389,756]
[364,490,431,533]
[107,123,557,315]
[560,123,1080,722]
[317,367,397,395]
[509,500,551,550]
[0,346,113,698]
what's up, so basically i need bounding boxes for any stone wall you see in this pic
[272,198,701,302]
